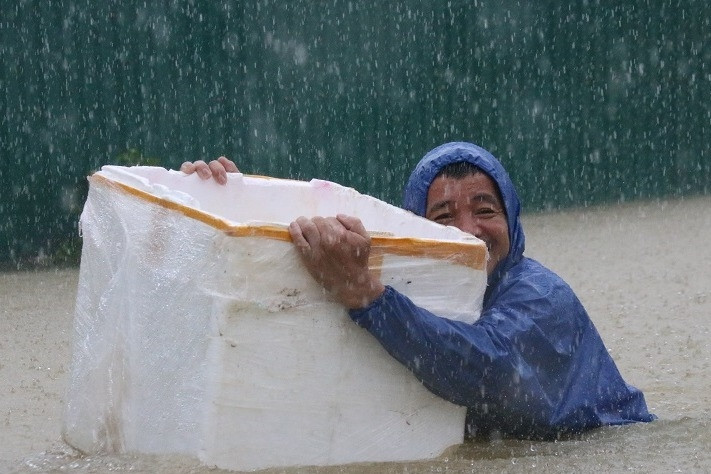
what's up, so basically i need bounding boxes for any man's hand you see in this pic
[289,214,385,309]
[180,156,239,185]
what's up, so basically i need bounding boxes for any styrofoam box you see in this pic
[63,166,487,471]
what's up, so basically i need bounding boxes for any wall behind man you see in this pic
[1,1,709,267]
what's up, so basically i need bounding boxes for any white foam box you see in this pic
[63,165,487,471]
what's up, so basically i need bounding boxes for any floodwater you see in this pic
[2,196,710,473]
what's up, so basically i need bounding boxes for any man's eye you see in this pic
[434,213,453,223]
[474,208,498,218]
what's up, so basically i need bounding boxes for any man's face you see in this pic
[425,172,510,275]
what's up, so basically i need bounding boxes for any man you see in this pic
[181,141,655,439]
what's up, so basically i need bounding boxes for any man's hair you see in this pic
[435,161,482,179]
[434,161,507,214]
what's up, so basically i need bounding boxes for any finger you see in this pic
[297,217,322,248]
[290,218,323,260]
[337,214,368,238]
[192,160,212,180]
[313,216,345,247]
[208,160,228,185]
[180,161,196,174]
[217,156,239,173]
[289,220,310,253]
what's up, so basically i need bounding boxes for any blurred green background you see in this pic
[1,1,709,268]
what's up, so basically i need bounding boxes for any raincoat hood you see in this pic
[403,142,525,281]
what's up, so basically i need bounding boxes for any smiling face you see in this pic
[425,171,510,275]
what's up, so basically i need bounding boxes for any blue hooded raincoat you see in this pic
[349,142,655,439]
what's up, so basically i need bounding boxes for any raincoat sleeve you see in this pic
[348,262,654,438]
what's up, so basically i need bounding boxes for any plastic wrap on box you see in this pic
[63,165,488,471]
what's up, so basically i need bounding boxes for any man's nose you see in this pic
[455,215,482,238]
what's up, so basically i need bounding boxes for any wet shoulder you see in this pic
[488,257,587,322]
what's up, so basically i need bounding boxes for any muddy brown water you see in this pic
[2,196,710,473]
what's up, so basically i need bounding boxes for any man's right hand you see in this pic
[180,156,239,185]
